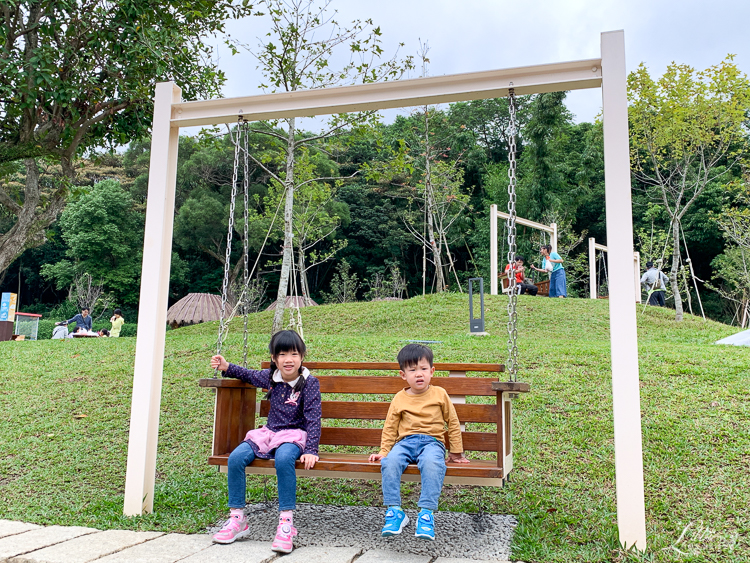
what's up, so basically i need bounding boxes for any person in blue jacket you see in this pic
[61,307,92,332]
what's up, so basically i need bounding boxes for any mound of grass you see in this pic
[0,294,747,562]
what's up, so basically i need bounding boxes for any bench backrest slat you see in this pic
[319,427,498,452]
[259,400,497,423]
[261,361,503,373]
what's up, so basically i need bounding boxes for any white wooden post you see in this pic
[589,237,597,299]
[550,222,558,255]
[601,31,647,550]
[123,82,181,516]
[490,204,498,295]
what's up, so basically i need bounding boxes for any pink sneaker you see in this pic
[212,515,250,544]
[271,519,297,553]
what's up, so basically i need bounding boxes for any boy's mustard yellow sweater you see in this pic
[378,385,464,456]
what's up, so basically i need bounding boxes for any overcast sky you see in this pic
[205,0,750,128]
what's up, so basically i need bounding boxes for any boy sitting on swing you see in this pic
[368,343,469,541]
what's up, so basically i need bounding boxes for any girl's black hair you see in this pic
[114,308,122,316]
[266,330,307,398]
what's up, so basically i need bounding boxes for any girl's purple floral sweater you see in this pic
[224,364,322,458]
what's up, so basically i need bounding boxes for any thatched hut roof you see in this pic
[167,293,223,328]
[265,296,318,311]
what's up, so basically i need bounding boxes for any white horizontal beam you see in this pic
[172,58,603,127]
[495,210,555,234]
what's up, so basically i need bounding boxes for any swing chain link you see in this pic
[214,118,244,376]
[506,88,519,382]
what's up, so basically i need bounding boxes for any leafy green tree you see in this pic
[628,57,750,320]
[246,0,411,332]
[40,179,145,304]
[321,258,359,303]
[0,0,254,274]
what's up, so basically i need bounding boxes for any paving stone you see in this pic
[274,545,362,563]
[8,530,164,563]
[0,522,40,540]
[178,540,277,563]
[0,527,97,561]
[93,533,213,563]
[354,549,431,563]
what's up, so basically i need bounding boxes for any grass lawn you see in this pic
[0,294,747,562]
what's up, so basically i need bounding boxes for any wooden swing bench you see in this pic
[499,273,550,297]
[199,361,529,487]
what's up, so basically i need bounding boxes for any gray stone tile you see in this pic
[354,549,431,563]
[274,545,362,563]
[0,527,98,560]
[179,539,278,563]
[0,522,41,540]
[93,533,213,563]
[8,530,164,563]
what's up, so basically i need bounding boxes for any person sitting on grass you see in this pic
[210,330,321,554]
[368,343,469,541]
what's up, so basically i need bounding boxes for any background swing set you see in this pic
[588,237,642,302]
[123,30,649,551]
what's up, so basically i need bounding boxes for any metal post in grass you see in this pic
[468,278,488,336]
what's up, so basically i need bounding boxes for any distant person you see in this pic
[641,262,669,306]
[58,307,92,332]
[109,309,125,337]
[531,245,567,298]
[98,329,110,337]
[51,324,69,339]
[504,256,538,296]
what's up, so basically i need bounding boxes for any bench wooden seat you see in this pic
[199,361,530,487]
[499,272,549,296]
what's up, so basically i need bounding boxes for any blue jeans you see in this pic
[549,268,567,297]
[227,441,301,510]
[380,434,447,511]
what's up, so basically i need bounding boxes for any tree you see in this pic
[40,179,145,304]
[245,0,411,333]
[711,181,750,326]
[0,0,254,274]
[628,58,750,320]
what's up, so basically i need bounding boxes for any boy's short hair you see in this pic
[397,343,434,370]
[82,307,90,313]
[515,255,525,263]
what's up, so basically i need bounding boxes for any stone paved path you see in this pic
[0,520,512,563]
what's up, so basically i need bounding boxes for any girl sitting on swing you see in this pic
[209,330,321,553]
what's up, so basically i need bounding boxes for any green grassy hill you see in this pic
[0,294,747,562]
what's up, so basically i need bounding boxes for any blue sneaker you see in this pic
[415,509,435,540]
[381,507,409,537]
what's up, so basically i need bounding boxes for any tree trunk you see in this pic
[422,115,445,293]
[272,117,297,334]
[425,187,446,292]
[297,245,310,300]
[670,218,683,321]
[0,159,67,273]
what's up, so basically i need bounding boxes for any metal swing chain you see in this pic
[506,88,519,382]
[214,118,244,377]
[242,120,250,368]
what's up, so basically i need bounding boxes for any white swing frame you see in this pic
[489,204,558,295]
[123,30,648,551]
[588,237,642,302]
